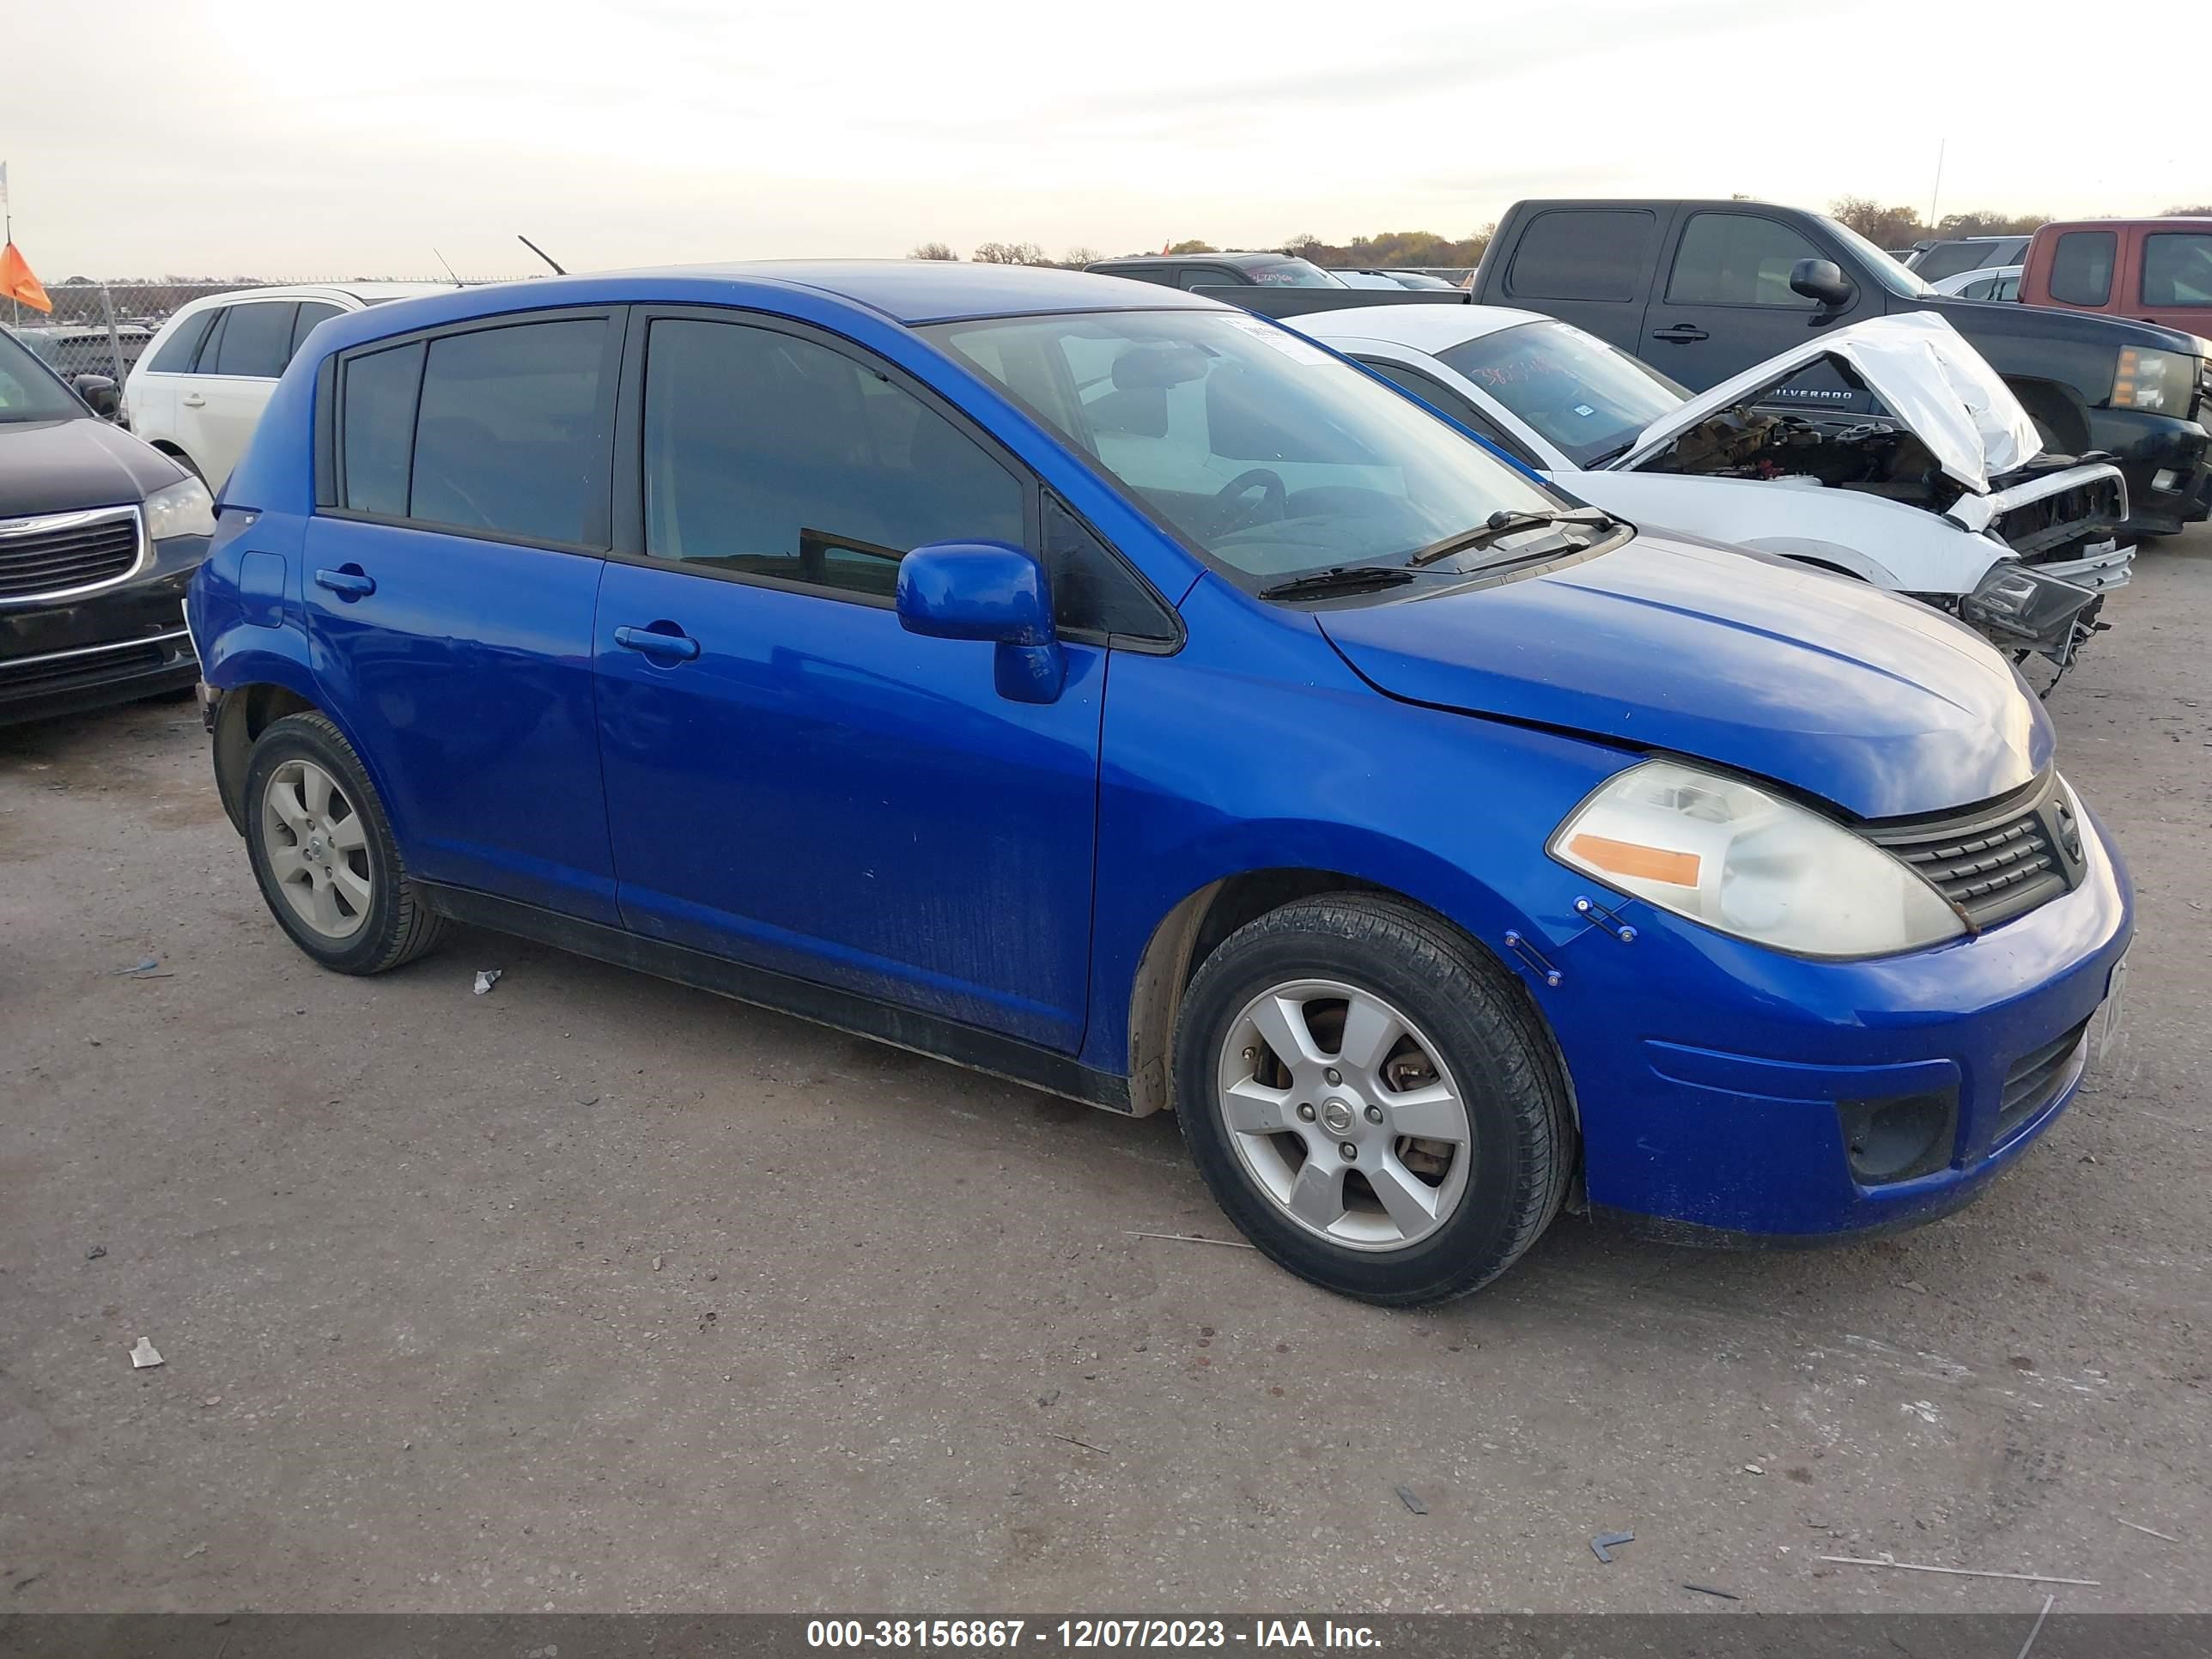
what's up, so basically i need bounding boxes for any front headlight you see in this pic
[1549,760,1966,958]
[142,475,215,540]
[2111,347,2194,413]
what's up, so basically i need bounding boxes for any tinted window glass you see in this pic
[1505,210,1656,302]
[211,301,299,376]
[2142,233,2212,307]
[290,302,343,360]
[2048,231,2116,307]
[340,340,425,517]
[147,308,218,373]
[643,319,1023,599]
[1912,242,1994,283]
[410,319,610,545]
[1994,270,2020,301]
[1437,319,1686,469]
[1042,495,1172,638]
[1176,268,1236,290]
[1666,213,1821,307]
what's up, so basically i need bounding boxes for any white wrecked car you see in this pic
[1289,307,2131,665]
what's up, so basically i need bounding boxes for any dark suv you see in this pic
[1084,252,1345,289]
[2,325,212,724]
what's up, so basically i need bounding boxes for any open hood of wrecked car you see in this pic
[1609,312,2041,495]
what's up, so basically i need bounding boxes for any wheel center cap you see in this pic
[304,836,325,862]
[1320,1098,1355,1135]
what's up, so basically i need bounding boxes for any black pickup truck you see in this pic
[1456,200,2209,537]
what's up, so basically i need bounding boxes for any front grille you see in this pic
[0,508,143,603]
[0,639,171,693]
[1865,773,2079,929]
[1996,1018,2089,1142]
[1997,474,2125,560]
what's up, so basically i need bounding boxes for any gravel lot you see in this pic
[3,530,2206,1615]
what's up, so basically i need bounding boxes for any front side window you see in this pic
[2049,231,2117,307]
[1437,319,1686,469]
[2142,233,2212,307]
[1666,213,1822,307]
[0,329,82,421]
[642,319,1023,599]
[147,307,218,373]
[927,310,1561,585]
[211,301,299,377]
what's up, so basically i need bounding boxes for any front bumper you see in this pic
[1544,800,2132,1238]
[0,534,209,726]
[2082,406,2209,535]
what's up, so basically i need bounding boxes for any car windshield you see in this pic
[1436,319,1687,468]
[1243,258,1344,289]
[1825,218,1929,297]
[925,309,1565,586]
[0,330,86,422]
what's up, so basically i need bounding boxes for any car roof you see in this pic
[2032,217,2212,233]
[1089,252,1305,269]
[521,260,1225,324]
[169,281,458,313]
[1291,302,1552,352]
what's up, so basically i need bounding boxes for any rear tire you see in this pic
[1172,893,1573,1305]
[242,711,445,974]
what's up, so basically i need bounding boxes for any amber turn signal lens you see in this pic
[1565,833,1700,887]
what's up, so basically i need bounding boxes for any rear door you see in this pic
[592,308,1118,1050]
[303,307,624,922]
[2134,227,2212,334]
[1486,206,1666,352]
[1640,209,1880,414]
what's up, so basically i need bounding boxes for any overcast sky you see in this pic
[6,0,2202,278]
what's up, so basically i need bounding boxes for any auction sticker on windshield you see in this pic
[1222,316,1334,367]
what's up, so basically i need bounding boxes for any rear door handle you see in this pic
[313,567,376,599]
[1649,325,1710,343]
[613,623,701,661]
[180,393,207,408]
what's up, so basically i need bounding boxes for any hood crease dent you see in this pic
[1619,313,2042,495]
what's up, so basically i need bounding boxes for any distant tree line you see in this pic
[1830,197,2212,249]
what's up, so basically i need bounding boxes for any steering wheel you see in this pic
[1214,468,1288,532]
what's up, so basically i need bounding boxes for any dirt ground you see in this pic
[2,529,2206,1616]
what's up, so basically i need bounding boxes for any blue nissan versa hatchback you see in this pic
[186,264,2132,1304]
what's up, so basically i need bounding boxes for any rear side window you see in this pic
[1504,210,1656,302]
[211,301,299,377]
[641,317,1023,599]
[410,319,611,544]
[339,341,425,517]
[147,308,218,373]
[2141,233,2212,307]
[290,302,343,360]
[2048,231,2117,307]
[1665,213,1821,307]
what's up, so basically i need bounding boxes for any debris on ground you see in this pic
[1126,1231,1256,1249]
[2115,1518,2181,1543]
[1743,1463,1765,1474]
[472,969,502,995]
[128,1337,163,1369]
[1681,1583,1739,1601]
[1047,1431,1109,1455]
[84,1245,106,1261]
[110,957,172,979]
[1395,1486,1427,1516]
[1590,1530,1634,1563]
[1815,1553,2097,1586]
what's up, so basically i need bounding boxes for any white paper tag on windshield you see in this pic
[1223,315,1334,367]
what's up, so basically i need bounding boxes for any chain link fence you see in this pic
[4,278,531,394]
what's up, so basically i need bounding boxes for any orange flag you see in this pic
[1,241,52,313]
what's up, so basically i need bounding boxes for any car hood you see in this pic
[1316,530,2050,820]
[1610,312,2040,495]
[0,415,182,519]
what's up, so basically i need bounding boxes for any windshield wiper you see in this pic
[1257,565,1420,600]
[1407,506,1618,568]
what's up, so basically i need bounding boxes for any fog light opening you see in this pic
[1838,1089,1958,1186]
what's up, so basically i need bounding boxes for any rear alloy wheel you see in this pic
[1174,894,1574,1304]
[242,711,445,974]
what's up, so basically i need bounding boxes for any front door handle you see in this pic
[1649,325,1710,343]
[613,623,701,661]
[181,393,207,408]
[313,567,376,599]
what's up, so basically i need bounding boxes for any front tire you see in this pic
[1172,894,1574,1305]
[242,711,445,974]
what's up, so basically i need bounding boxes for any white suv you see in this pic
[125,283,447,489]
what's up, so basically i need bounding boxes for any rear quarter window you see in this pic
[147,308,218,373]
[1504,210,1657,302]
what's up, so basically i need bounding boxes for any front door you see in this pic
[1640,210,1881,417]
[303,309,624,922]
[593,312,1105,1051]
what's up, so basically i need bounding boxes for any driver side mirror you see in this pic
[72,373,122,419]
[1790,258,1856,310]
[896,541,1065,705]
